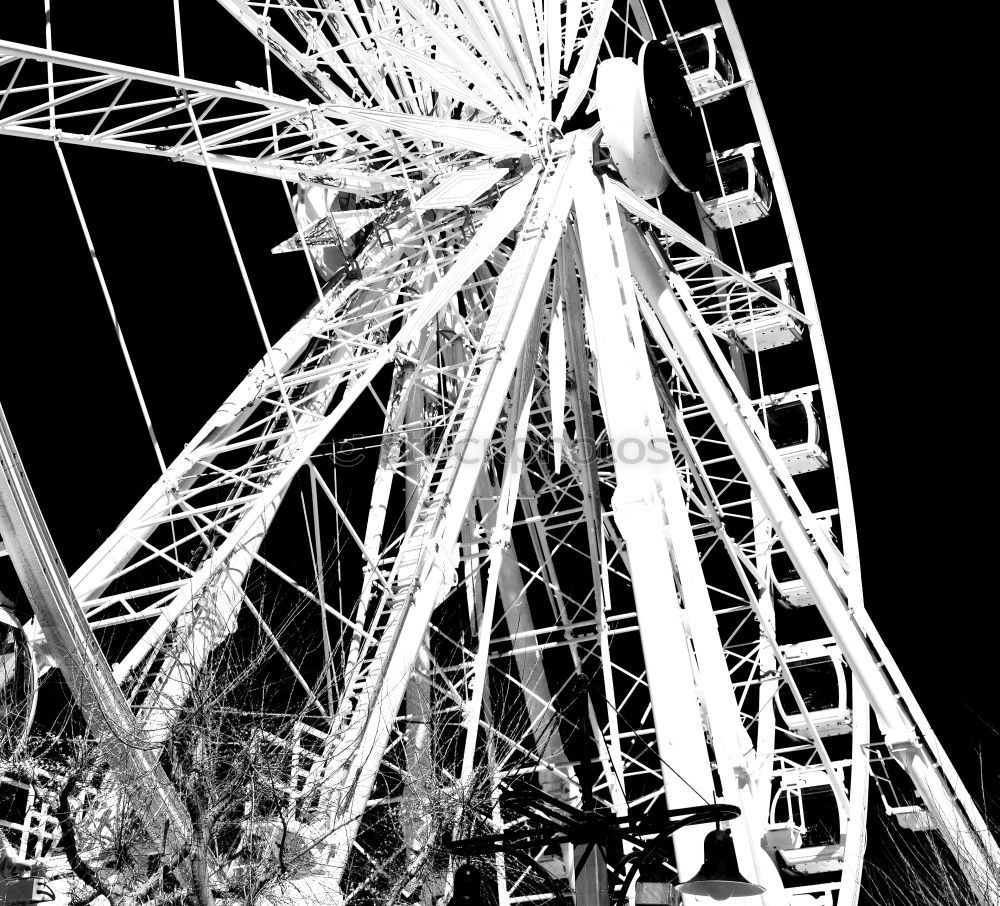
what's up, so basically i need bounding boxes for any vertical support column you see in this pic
[322,152,576,892]
[572,159,715,887]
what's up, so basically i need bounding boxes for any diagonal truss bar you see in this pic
[0,40,523,191]
[71,227,417,622]
[318,147,576,887]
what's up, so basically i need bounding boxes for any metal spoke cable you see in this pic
[43,7,170,484]
[52,133,170,484]
[259,11,326,301]
[171,0,306,447]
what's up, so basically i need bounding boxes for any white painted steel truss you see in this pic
[0,1,996,905]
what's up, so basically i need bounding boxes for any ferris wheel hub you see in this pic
[594,58,670,200]
[595,42,709,198]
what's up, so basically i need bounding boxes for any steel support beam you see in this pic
[571,158,716,892]
[0,402,192,849]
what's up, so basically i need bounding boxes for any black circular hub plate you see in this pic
[639,40,710,194]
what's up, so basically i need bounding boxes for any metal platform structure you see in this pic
[1,2,997,905]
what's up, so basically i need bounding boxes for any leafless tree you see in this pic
[862,806,1000,906]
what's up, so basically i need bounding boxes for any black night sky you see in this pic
[1,0,996,893]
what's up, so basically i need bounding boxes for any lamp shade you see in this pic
[450,864,484,906]
[675,829,766,901]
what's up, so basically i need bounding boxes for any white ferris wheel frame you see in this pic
[0,1,996,904]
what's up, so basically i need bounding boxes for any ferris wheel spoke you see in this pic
[542,0,562,105]
[457,343,538,784]
[473,478,572,736]
[394,0,532,126]
[621,0,653,40]
[443,0,533,107]
[68,228,418,605]
[512,0,545,91]
[214,0,358,105]
[226,0,498,127]
[552,239,608,605]
[484,0,545,117]
[271,0,393,108]
[555,0,614,126]
[0,40,419,191]
[374,36,500,119]
[62,277,429,727]
[329,106,531,159]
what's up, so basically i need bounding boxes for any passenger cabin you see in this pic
[699,144,772,230]
[869,743,935,832]
[769,513,835,608]
[771,547,811,607]
[665,26,735,105]
[726,264,804,351]
[762,389,829,475]
[766,766,847,874]
[777,642,852,738]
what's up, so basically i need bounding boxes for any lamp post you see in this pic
[447,779,755,906]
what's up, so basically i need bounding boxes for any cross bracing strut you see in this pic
[73,221,420,635]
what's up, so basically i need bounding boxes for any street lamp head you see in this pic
[450,863,484,906]
[675,829,766,901]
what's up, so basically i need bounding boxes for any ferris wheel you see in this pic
[0,2,996,905]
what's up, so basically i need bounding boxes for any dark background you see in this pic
[2,0,996,865]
